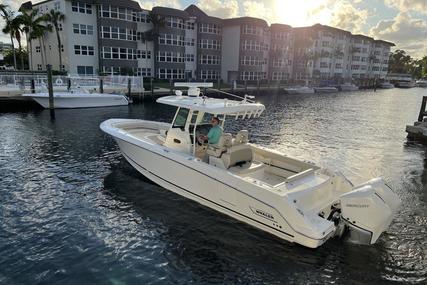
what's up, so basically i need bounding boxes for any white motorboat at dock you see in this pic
[416,79,427,87]
[23,88,129,108]
[379,82,395,89]
[100,83,400,249]
[314,86,339,93]
[340,83,359,91]
[396,81,415,88]
[284,86,315,94]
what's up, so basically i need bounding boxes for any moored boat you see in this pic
[100,82,401,249]
[416,79,427,87]
[379,82,395,89]
[340,83,359,91]
[314,86,339,93]
[396,81,415,88]
[22,89,129,109]
[284,86,315,94]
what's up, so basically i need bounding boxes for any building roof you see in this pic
[223,17,268,27]
[185,5,222,24]
[374,39,396,46]
[270,23,292,30]
[152,6,190,19]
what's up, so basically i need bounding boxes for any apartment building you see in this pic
[269,24,293,82]
[221,17,270,82]
[185,5,222,81]
[24,0,394,82]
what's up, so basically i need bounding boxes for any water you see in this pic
[1,89,426,284]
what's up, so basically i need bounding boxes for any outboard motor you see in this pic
[339,178,401,245]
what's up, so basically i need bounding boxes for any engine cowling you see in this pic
[339,178,401,245]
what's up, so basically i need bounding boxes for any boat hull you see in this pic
[22,92,128,108]
[113,137,330,248]
[314,87,339,93]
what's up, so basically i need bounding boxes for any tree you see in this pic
[2,48,28,69]
[18,8,44,71]
[44,9,65,70]
[1,5,18,70]
[145,11,166,78]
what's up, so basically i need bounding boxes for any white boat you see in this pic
[416,79,427,87]
[100,83,401,249]
[340,83,359,91]
[396,81,415,88]
[379,82,394,89]
[314,86,339,93]
[22,89,129,109]
[284,86,315,94]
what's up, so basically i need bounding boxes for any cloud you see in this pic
[195,0,239,18]
[242,1,272,20]
[138,0,182,10]
[370,12,427,58]
[385,0,427,14]
[329,1,368,33]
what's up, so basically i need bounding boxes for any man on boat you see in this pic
[198,117,223,145]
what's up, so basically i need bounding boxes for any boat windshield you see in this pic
[172,108,189,130]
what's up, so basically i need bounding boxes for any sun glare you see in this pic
[274,0,332,27]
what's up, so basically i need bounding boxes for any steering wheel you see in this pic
[197,135,208,146]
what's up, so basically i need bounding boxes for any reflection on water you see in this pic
[0,88,426,284]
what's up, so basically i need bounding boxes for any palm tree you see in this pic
[17,9,40,71]
[45,9,65,70]
[146,11,166,78]
[1,5,18,70]
[30,19,51,69]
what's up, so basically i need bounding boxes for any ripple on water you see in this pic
[0,89,426,284]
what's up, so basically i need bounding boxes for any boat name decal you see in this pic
[250,207,275,221]
[346,204,369,208]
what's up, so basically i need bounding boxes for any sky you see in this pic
[1,0,427,58]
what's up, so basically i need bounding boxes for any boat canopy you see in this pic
[157,95,265,119]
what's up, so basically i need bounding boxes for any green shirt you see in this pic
[207,125,223,145]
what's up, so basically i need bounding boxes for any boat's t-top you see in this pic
[157,83,265,158]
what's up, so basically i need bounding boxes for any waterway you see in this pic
[1,88,426,284]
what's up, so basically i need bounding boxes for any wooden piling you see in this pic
[47,65,54,110]
[418,96,427,122]
[99,78,104,93]
[127,78,132,97]
[31,79,35,94]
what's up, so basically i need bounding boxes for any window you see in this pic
[134,68,151,77]
[71,2,91,14]
[199,39,221,50]
[137,50,151,59]
[200,54,220,65]
[37,64,42,71]
[36,46,41,53]
[77,66,94,75]
[240,71,267,81]
[335,63,342,69]
[272,72,289,80]
[158,34,185,46]
[242,40,268,51]
[320,62,328,68]
[200,70,219,80]
[158,69,185,79]
[185,54,194,62]
[199,23,221,34]
[74,45,94,56]
[54,2,60,11]
[173,108,189,129]
[73,24,93,35]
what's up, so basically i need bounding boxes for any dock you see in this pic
[406,96,427,142]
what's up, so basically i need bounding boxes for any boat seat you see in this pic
[232,130,249,145]
[206,133,232,157]
[222,143,253,169]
